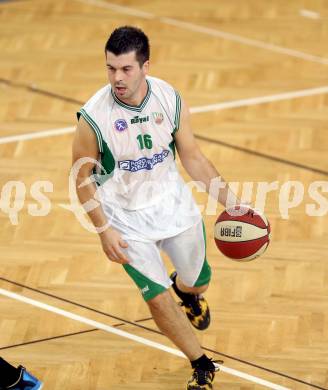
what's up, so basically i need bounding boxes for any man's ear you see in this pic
[142,60,150,75]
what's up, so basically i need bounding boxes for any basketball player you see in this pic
[72,26,241,389]
[0,357,42,389]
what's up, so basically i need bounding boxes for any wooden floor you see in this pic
[1,0,328,389]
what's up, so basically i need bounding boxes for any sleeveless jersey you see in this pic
[77,76,201,241]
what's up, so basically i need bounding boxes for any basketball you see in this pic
[214,206,270,261]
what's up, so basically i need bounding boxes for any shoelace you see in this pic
[193,366,217,385]
[194,369,213,385]
[193,359,224,385]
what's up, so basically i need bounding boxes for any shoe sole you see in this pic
[213,362,222,371]
[186,382,214,390]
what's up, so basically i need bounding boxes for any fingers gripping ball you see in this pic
[214,206,270,261]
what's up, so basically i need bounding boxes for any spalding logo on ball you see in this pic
[214,206,270,261]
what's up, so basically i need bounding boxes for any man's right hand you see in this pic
[99,228,130,264]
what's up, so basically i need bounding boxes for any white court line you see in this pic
[0,126,75,145]
[0,288,290,390]
[1,84,328,145]
[77,0,154,18]
[190,85,328,113]
[160,17,328,65]
[300,9,320,20]
[75,0,328,65]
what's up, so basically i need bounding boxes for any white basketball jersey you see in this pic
[78,76,201,240]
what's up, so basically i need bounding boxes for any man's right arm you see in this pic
[72,117,129,264]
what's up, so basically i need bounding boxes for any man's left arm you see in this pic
[174,99,241,208]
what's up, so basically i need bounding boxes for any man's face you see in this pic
[106,50,149,101]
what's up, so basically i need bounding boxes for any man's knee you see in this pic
[192,283,209,294]
[146,289,173,310]
[177,276,209,294]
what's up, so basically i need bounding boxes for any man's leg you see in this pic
[146,289,203,360]
[121,236,219,388]
[161,221,212,330]
[170,270,211,331]
[146,290,220,390]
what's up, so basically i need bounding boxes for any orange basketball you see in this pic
[214,206,270,261]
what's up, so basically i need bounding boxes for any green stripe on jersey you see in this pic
[78,109,103,153]
[169,139,176,160]
[99,140,116,182]
[170,91,181,160]
[174,90,181,131]
[77,109,116,185]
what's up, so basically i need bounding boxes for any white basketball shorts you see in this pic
[120,220,212,301]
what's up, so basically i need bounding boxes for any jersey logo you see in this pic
[152,112,164,125]
[131,115,149,124]
[114,119,128,132]
[118,150,170,172]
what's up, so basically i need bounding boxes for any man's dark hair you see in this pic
[105,26,150,67]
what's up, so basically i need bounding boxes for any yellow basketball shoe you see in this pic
[170,271,210,330]
[187,361,221,390]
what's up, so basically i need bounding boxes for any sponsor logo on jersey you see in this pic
[152,112,164,124]
[118,149,170,172]
[130,115,149,124]
[114,119,128,132]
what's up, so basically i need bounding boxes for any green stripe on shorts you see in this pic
[194,221,212,287]
[123,264,167,302]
